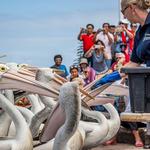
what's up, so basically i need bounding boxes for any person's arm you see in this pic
[84,46,94,58]
[64,66,69,77]
[103,50,109,60]
[89,68,96,82]
[122,25,134,39]
[114,33,118,42]
[106,31,114,45]
[78,28,84,41]
[120,61,140,77]
[93,29,102,43]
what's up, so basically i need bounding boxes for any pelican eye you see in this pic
[0,66,8,73]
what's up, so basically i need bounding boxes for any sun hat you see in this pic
[79,58,88,65]
[120,19,130,24]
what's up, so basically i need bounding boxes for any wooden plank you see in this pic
[121,112,150,122]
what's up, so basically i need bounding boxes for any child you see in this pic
[67,65,85,88]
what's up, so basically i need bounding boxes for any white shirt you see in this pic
[96,32,114,59]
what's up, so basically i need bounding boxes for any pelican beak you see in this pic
[0,70,59,98]
[18,68,35,78]
[25,66,38,73]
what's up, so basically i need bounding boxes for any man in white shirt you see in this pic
[94,23,114,68]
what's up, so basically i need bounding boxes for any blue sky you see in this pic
[0,0,120,68]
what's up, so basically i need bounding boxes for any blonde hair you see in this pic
[121,0,150,11]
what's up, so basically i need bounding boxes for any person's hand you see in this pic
[91,45,95,50]
[103,28,109,34]
[80,27,84,31]
[80,27,85,33]
[97,28,102,34]
[121,24,126,31]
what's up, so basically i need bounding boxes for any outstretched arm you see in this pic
[78,28,84,41]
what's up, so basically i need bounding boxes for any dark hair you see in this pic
[102,23,110,28]
[86,24,94,29]
[69,65,79,73]
[95,40,106,49]
[110,25,116,28]
[54,54,63,61]
[119,21,124,25]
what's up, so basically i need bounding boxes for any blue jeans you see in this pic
[105,59,112,69]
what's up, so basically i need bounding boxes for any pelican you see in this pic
[34,82,85,150]
[83,102,120,148]
[29,96,56,138]
[0,90,14,137]
[0,64,119,149]
[0,94,33,150]
[0,67,85,150]
[5,62,35,78]
[0,64,59,138]
[26,94,44,114]
[79,107,109,149]
[8,106,34,137]
[100,103,121,144]
[0,64,59,98]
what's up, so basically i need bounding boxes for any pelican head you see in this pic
[0,64,59,98]
[35,68,55,83]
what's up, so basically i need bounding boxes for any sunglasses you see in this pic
[70,65,78,70]
[121,5,130,14]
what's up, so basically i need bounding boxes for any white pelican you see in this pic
[0,68,85,150]
[8,106,34,137]
[82,102,120,148]
[0,94,33,150]
[26,94,44,114]
[79,108,109,149]
[34,82,85,150]
[101,103,121,143]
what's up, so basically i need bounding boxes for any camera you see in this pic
[82,28,87,33]
[94,45,101,49]
[115,26,123,33]
[94,45,104,49]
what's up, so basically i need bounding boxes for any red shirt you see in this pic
[81,34,94,52]
[121,30,134,53]
[128,30,135,53]
[124,52,130,63]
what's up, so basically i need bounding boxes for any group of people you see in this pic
[51,20,137,88]
[51,0,150,148]
[78,20,137,74]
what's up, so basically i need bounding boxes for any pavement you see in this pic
[92,144,146,150]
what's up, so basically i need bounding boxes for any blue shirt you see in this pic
[92,51,108,74]
[51,64,69,78]
[131,12,150,66]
